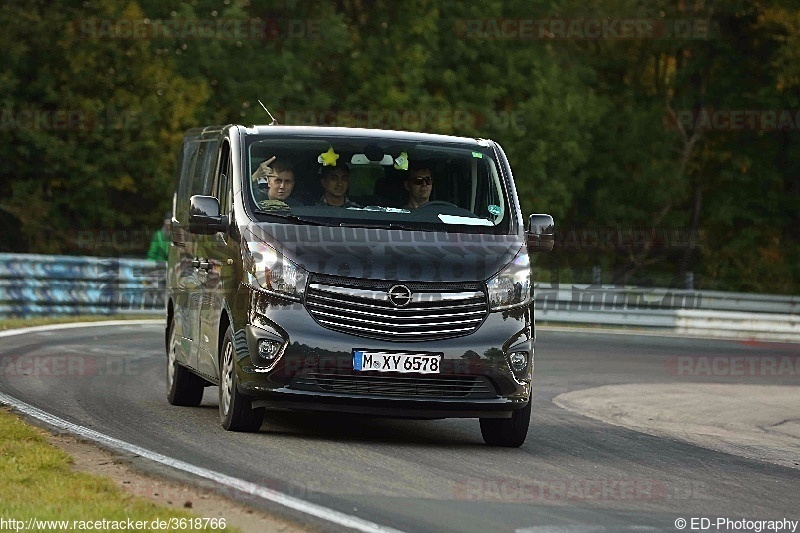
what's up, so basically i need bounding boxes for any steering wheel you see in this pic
[419,200,458,209]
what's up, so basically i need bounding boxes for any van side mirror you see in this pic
[189,195,228,234]
[527,214,554,252]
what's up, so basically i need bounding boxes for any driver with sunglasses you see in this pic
[402,162,433,210]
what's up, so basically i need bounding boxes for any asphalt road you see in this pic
[1,322,798,532]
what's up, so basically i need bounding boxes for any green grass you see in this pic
[0,409,233,530]
[0,316,234,531]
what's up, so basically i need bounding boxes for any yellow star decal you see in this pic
[318,147,340,166]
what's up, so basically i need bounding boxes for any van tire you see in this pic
[166,318,205,406]
[219,326,264,432]
[479,398,531,447]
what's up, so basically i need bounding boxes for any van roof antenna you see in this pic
[258,100,279,125]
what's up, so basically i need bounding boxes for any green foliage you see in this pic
[0,0,797,293]
[0,409,232,528]
[0,0,207,253]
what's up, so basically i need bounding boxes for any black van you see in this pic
[165,125,553,447]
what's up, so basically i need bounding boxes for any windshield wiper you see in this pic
[253,210,330,226]
[337,222,411,230]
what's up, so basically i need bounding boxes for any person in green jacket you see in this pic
[147,213,170,261]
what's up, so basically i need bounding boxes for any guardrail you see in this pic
[0,254,797,342]
[0,254,165,317]
[534,284,800,342]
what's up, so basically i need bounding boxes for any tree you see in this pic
[546,0,800,292]
[1,0,797,293]
[0,0,208,254]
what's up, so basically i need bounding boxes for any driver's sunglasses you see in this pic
[412,177,433,185]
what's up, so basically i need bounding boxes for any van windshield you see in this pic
[244,135,514,234]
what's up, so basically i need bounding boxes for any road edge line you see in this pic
[0,393,403,533]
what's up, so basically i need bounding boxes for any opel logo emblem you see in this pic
[388,284,412,307]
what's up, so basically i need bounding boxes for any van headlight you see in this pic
[244,241,308,301]
[486,252,531,311]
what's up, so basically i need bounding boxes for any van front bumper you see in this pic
[235,289,534,419]
[245,388,524,419]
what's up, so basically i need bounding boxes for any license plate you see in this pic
[353,351,441,374]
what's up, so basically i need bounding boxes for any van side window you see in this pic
[215,140,232,215]
[192,139,220,198]
[175,140,200,223]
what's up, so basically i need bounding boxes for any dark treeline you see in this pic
[1,0,798,293]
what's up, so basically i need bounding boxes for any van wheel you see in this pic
[219,326,264,432]
[166,319,205,406]
[479,398,531,447]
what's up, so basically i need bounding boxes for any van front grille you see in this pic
[290,372,496,398]
[304,278,488,342]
